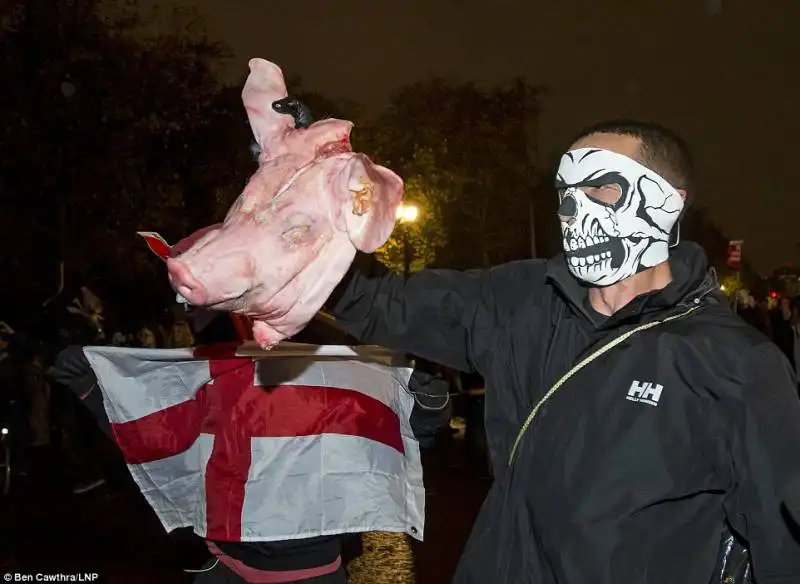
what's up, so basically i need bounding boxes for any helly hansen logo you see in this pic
[626,380,663,406]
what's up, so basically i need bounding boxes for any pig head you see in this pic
[164,58,403,349]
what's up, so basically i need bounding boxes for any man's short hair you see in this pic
[571,119,695,195]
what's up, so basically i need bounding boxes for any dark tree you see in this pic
[680,204,730,272]
[361,78,544,269]
[0,0,239,313]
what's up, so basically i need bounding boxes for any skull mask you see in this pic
[556,148,685,286]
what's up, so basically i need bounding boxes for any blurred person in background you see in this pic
[0,321,36,477]
[792,297,800,396]
[771,296,798,375]
[169,319,195,348]
[738,291,773,338]
[135,321,165,349]
[49,293,114,495]
[23,352,51,450]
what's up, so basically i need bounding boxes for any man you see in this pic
[323,120,800,583]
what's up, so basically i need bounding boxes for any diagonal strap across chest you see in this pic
[508,304,700,466]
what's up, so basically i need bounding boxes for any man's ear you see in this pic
[676,188,692,220]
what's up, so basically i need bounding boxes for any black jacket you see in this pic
[325,242,800,584]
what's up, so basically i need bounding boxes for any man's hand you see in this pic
[53,345,95,389]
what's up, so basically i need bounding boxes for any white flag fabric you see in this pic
[83,341,425,543]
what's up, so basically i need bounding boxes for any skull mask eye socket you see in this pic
[558,183,622,207]
[557,169,629,209]
[581,184,622,206]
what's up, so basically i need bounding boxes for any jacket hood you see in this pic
[545,241,721,329]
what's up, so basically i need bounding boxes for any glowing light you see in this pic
[396,203,419,223]
[0,427,8,435]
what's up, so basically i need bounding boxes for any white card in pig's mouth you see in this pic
[176,293,190,305]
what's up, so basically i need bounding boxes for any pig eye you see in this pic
[282,215,314,246]
[283,224,312,246]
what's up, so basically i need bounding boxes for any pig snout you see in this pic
[167,258,209,306]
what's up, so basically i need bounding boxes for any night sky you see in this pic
[157,0,798,273]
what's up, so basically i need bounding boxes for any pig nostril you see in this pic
[167,259,207,305]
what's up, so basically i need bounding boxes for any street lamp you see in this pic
[395,203,419,279]
[396,203,419,223]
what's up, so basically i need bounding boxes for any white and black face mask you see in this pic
[556,148,685,287]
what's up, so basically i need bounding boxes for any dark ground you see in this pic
[0,434,490,584]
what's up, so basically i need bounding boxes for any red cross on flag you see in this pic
[83,342,424,542]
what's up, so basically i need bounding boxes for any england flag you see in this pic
[83,341,425,542]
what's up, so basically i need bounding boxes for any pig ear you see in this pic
[336,156,404,253]
[242,58,293,156]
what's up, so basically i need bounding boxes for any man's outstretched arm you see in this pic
[325,253,487,371]
[325,252,535,372]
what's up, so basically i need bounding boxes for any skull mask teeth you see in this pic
[556,148,684,287]
[560,197,626,280]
